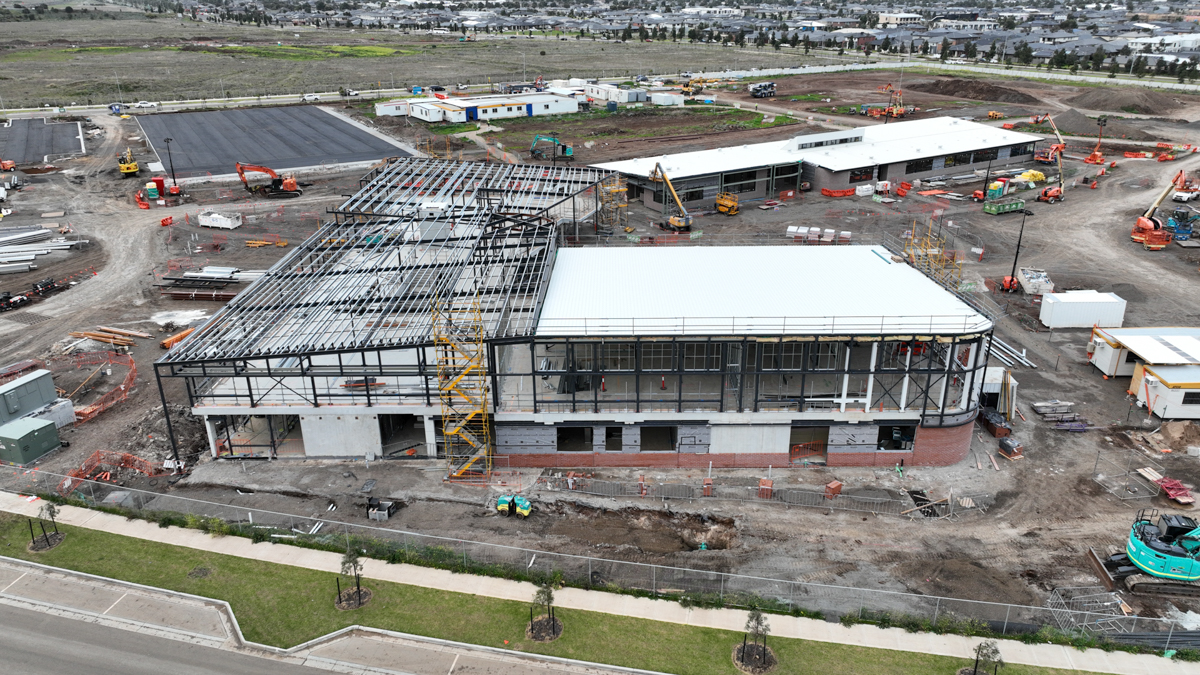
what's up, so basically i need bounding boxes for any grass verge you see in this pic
[0,513,1104,675]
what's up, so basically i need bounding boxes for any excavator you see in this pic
[529,134,573,164]
[235,162,303,199]
[648,162,692,232]
[1031,114,1066,166]
[1131,169,1184,249]
[681,78,705,96]
[117,148,139,178]
[1092,509,1200,597]
[1084,115,1107,164]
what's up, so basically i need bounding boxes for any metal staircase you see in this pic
[433,299,492,482]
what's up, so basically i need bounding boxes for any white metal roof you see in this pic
[1120,335,1200,365]
[1044,290,1124,303]
[535,246,992,337]
[590,117,1041,180]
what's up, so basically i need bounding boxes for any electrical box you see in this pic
[0,417,60,466]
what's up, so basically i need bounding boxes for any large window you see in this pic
[943,152,973,168]
[810,342,841,370]
[640,343,675,371]
[848,167,874,183]
[1184,392,1200,405]
[1010,143,1035,156]
[683,343,722,371]
[905,158,934,174]
[972,148,999,163]
[601,343,635,371]
[724,170,759,194]
[763,342,805,370]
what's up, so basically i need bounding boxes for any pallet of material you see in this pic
[68,331,134,346]
[1031,400,1073,415]
[162,290,238,302]
[1155,476,1195,505]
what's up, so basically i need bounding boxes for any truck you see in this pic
[749,81,776,98]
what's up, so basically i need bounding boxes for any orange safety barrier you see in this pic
[58,449,170,496]
[899,182,913,190]
[160,216,173,227]
[820,188,856,197]
[67,351,137,424]
[896,187,909,197]
[1158,154,1177,162]
[1001,123,1015,129]
[134,190,150,210]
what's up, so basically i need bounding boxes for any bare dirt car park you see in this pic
[10,10,1200,668]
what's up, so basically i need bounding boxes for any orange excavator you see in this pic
[235,162,303,199]
[1132,170,1184,249]
[1031,113,1066,165]
[1084,115,1107,164]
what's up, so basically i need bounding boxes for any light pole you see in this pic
[163,137,177,188]
[1007,209,1033,291]
[521,52,526,82]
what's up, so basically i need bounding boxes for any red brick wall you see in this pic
[828,451,914,467]
[911,422,973,466]
[501,452,791,469]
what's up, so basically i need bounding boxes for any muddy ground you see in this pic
[5,69,1200,622]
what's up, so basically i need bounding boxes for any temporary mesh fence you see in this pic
[0,466,1186,642]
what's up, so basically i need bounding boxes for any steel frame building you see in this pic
[155,158,1000,470]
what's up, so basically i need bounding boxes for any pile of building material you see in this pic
[0,227,88,274]
[989,337,1038,368]
[157,266,260,302]
[67,326,152,348]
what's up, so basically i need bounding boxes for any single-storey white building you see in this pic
[385,93,579,123]
[1089,327,1200,420]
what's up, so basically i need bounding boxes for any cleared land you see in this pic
[136,106,408,176]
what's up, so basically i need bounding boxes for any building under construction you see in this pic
[156,158,1001,472]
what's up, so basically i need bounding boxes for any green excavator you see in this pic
[529,134,574,165]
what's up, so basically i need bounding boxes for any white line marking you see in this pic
[0,572,26,594]
[102,592,127,615]
[447,653,459,675]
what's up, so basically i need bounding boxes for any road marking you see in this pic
[0,573,26,594]
[447,653,459,675]
[102,593,127,615]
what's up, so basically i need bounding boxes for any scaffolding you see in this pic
[902,219,963,289]
[434,299,492,482]
[596,174,629,233]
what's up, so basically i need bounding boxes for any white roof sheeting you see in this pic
[1120,335,1200,365]
[591,117,1041,180]
[535,246,992,337]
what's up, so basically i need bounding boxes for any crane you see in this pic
[1031,114,1066,166]
[647,163,691,232]
[1084,115,1107,164]
[235,162,303,199]
[1131,169,1184,248]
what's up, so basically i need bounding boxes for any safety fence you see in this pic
[0,465,1188,645]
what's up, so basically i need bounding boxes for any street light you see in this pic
[162,137,177,188]
[1007,209,1034,291]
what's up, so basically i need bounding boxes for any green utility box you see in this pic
[0,418,60,466]
[983,199,1026,215]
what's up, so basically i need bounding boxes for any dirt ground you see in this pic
[7,67,1200,623]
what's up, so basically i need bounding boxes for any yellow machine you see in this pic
[647,163,692,232]
[681,78,705,96]
[715,192,739,216]
[988,111,1005,120]
[117,148,139,178]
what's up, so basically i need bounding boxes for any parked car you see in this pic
[345,89,360,96]
[132,101,157,108]
[429,85,446,92]
[302,93,321,101]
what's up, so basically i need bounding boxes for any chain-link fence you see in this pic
[0,466,1186,643]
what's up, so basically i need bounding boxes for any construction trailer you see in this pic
[594,118,1040,207]
[404,93,578,123]
[154,159,999,471]
[1039,290,1126,329]
[1089,327,1200,420]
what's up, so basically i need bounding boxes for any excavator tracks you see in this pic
[1124,574,1200,598]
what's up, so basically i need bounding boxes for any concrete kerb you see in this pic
[0,493,1195,675]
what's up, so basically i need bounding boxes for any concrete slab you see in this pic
[0,566,24,590]
[6,573,125,613]
[134,106,410,178]
[451,654,576,675]
[0,119,85,164]
[309,635,456,673]
[105,593,226,638]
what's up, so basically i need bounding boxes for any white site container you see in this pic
[650,93,684,106]
[197,211,243,230]
[1039,290,1126,329]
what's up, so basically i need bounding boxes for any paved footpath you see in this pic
[2,492,1196,675]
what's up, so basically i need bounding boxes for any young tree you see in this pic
[742,607,771,665]
[341,548,363,606]
[39,502,59,534]
[972,640,1004,674]
[533,581,557,636]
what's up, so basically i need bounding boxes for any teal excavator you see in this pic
[1093,509,1200,596]
[529,134,573,164]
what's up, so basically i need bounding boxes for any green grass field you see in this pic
[0,514,1103,675]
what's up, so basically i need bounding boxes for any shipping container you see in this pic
[1039,290,1126,328]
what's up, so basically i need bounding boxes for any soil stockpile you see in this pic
[1050,108,1156,141]
[1065,87,1180,115]
[908,78,1039,104]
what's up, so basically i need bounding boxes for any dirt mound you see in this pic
[1065,87,1180,115]
[1161,421,1200,451]
[908,78,1039,104]
[112,404,207,464]
[1050,109,1156,141]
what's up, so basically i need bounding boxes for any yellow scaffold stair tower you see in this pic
[433,298,493,482]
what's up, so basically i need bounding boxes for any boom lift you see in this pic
[235,162,303,199]
[529,134,574,164]
[1031,114,1067,166]
[1131,170,1183,249]
[1084,116,1107,164]
[1035,143,1066,204]
[648,163,692,232]
[117,148,139,178]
